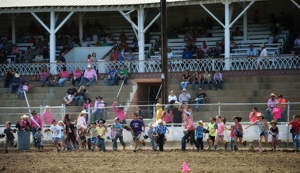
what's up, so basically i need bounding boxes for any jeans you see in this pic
[32,128,38,148]
[36,140,42,149]
[180,81,189,90]
[292,132,300,149]
[195,97,206,109]
[4,139,14,150]
[115,76,127,85]
[181,130,199,150]
[93,109,104,121]
[18,89,28,99]
[9,84,22,93]
[202,80,211,90]
[79,76,95,86]
[39,78,47,85]
[75,95,84,106]
[58,78,68,86]
[104,76,116,86]
[87,138,91,150]
[265,108,273,121]
[71,77,81,86]
[97,138,106,151]
[192,81,202,91]
[112,135,126,149]
[4,78,12,88]
[281,107,286,122]
[213,80,223,90]
[150,138,157,150]
[229,137,234,149]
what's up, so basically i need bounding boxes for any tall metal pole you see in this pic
[161,0,168,105]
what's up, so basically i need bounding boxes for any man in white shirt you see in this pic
[50,119,62,152]
[34,52,43,63]
[258,44,268,69]
[79,65,98,86]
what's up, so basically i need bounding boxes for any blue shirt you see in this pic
[147,128,156,139]
[130,119,144,133]
[108,69,116,76]
[112,123,123,135]
[182,50,192,59]
[59,56,66,62]
[247,48,257,56]
[195,126,204,138]
[118,52,124,61]
[156,125,168,135]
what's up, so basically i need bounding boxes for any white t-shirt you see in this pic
[167,52,174,59]
[50,125,62,138]
[168,95,177,102]
[260,48,268,57]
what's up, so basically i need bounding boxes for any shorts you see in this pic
[91,137,97,145]
[133,132,142,141]
[52,137,60,143]
[218,135,224,138]
[209,135,215,143]
[260,131,269,137]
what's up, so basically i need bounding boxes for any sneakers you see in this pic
[259,147,262,153]
[206,146,211,150]
[4,150,8,154]
[142,140,145,146]
[250,144,254,151]
[242,141,247,147]
[234,145,238,152]
[224,142,228,151]
[123,145,126,151]
[133,150,136,152]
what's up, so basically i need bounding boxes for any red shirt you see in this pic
[289,120,300,132]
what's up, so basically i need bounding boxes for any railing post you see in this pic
[88,104,91,124]
[286,101,290,147]
[153,103,156,120]
[39,105,42,120]
[218,102,221,116]
[62,104,65,121]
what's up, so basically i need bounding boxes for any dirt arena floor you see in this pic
[1,146,300,173]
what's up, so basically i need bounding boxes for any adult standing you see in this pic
[77,110,87,129]
[249,106,259,123]
[104,66,116,86]
[30,110,42,148]
[112,101,126,124]
[194,88,207,111]
[212,70,223,90]
[172,101,183,126]
[115,65,127,85]
[162,106,173,124]
[71,67,82,86]
[181,112,199,151]
[265,93,278,121]
[277,94,286,121]
[129,112,145,152]
[111,117,126,150]
[155,103,163,121]
[93,96,105,121]
[79,65,98,86]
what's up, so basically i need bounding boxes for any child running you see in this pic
[50,119,62,152]
[34,127,44,152]
[195,120,206,151]
[129,112,145,152]
[155,119,169,152]
[269,120,279,151]
[286,115,300,152]
[58,121,66,150]
[246,113,269,153]
[148,123,157,151]
[3,121,15,154]
[65,119,77,151]
[214,115,227,151]
[94,120,106,152]
[231,116,246,151]
[206,117,216,150]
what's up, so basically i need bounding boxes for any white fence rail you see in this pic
[1,56,299,75]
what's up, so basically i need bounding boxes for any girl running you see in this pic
[269,120,279,151]
[231,116,247,151]
[214,115,227,151]
[246,113,269,153]
[206,117,216,150]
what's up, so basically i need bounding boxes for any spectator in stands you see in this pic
[58,66,70,86]
[178,88,191,104]
[172,101,183,126]
[200,41,210,58]
[196,47,203,59]
[180,70,190,90]
[184,36,193,50]
[247,45,257,57]
[192,71,202,91]
[253,9,260,23]
[111,50,119,61]
[182,18,191,27]
[208,46,220,58]
[11,44,20,57]
[81,38,89,47]
[127,50,135,60]
[86,54,92,63]
[194,88,207,111]
[23,51,31,63]
[92,31,98,42]
[0,48,7,63]
[199,27,208,38]
[39,67,50,87]
[75,85,88,106]
[268,32,275,44]
[212,70,223,90]
[258,44,268,69]
[202,70,211,90]
[91,52,97,62]
[167,48,174,59]
[293,44,300,57]
[34,52,43,63]
[94,97,105,121]
[168,90,177,104]
[4,67,14,88]
[277,94,286,121]
[115,65,127,85]
[168,28,178,39]
[265,93,278,121]
[192,29,200,40]
[249,106,259,123]
[120,39,128,51]
[231,27,242,36]
[71,67,82,86]
[294,35,300,46]
[27,34,36,45]
[271,102,283,122]
[191,42,198,54]
[104,66,116,86]
[105,33,112,41]
[182,47,192,59]
[16,32,26,43]
[58,52,66,63]
[118,48,127,61]
[17,80,33,99]
[229,38,236,52]
[63,84,77,106]
[9,73,22,94]
[79,64,98,86]
[94,40,101,47]
[119,31,127,41]
[102,40,110,46]
[205,17,213,29]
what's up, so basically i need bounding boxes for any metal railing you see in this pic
[2,56,300,75]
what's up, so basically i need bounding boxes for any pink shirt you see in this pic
[201,46,210,53]
[249,111,258,123]
[217,122,224,136]
[273,107,282,120]
[162,111,172,123]
[21,119,29,128]
[40,72,48,79]
[83,103,93,110]
[84,69,98,80]
[112,103,126,121]
[184,118,195,131]
[30,116,43,129]
[23,85,29,91]
[77,116,87,129]
[73,70,82,78]
[60,71,69,78]
[42,111,53,124]
[11,48,20,54]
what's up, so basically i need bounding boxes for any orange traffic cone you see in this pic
[182,162,190,172]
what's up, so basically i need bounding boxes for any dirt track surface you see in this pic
[0,148,299,173]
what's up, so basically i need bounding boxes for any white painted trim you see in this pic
[31,12,50,33]
[54,11,74,34]
[200,3,225,28]
[229,0,255,27]
[143,12,160,33]
[291,0,300,9]
[119,10,138,30]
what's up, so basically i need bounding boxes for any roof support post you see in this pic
[119,10,139,39]
[9,13,19,44]
[200,3,224,28]
[54,12,74,34]
[143,12,160,33]
[224,1,231,71]
[243,2,248,40]
[137,6,145,72]
[49,11,57,74]
[291,0,300,9]
[55,12,60,25]
[229,3,234,22]
[31,12,50,33]
[77,12,84,44]
[229,0,255,28]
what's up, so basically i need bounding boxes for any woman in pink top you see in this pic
[162,106,173,124]
[39,67,50,87]
[17,81,33,99]
[58,66,70,86]
[112,102,126,124]
[271,103,283,121]
[249,106,259,123]
[86,54,92,63]
[200,41,210,54]
[42,105,53,125]
[214,115,227,151]
[71,67,82,86]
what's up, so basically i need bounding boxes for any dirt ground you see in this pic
[0,147,300,173]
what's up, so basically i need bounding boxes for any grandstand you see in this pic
[0,0,299,125]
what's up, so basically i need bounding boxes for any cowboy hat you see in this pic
[182,88,187,92]
[270,120,277,125]
[114,117,120,121]
[14,73,20,78]
[149,122,153,127]
[257,113,263,117]
[87,64,92,68]
[260,44,266,48]
[270,93,276,97]
[198,120,204,126]
[80,110,87,114]
[45,105,50,108]
[156,119,166,124]
[98,119,106,124]
[155,103,161,106]
[21,115,28,119]
[76,124,82,129]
